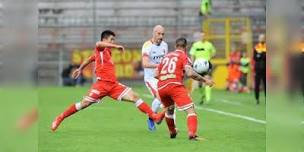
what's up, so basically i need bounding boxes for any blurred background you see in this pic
[37,0,266,89]
[1,0,304,152]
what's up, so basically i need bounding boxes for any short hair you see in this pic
[175,37,187,48]
[101,30,115,40]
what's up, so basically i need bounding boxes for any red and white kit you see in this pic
[157,50,193,111]
[85,47,131,102]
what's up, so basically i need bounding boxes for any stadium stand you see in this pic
[38,0,266,85]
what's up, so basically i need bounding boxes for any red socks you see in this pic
[135,99,154,118]
[187,113,198,136]
[61,104,79,119]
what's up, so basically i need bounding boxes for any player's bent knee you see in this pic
[167,105,175,115]
[81,100,93,109]
[184,105,196,114]
[122,89,139,103]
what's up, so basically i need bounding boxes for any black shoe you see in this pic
[170,132,177,139]
[256,100,260,105]
[199,95,205,105]
[189,135,204,141]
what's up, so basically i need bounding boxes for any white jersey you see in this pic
[142,40,168,81]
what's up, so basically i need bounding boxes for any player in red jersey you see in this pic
[156,37,214,140]
[51,30,165,132]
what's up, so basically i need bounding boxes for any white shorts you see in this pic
[144,77,159,97]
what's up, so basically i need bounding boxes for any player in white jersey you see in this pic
[142,25,169,131]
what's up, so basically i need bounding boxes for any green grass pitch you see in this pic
[38,84,265,152]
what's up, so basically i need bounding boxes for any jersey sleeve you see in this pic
[142,41,151,57]
[181,54,192,68]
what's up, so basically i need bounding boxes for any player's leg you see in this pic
[262,70,266,103]
[254,71,261,104]
[51,82,105,131]
[198,81,205,104]
[184,106,201,141]
[121,89,165,123]
[145,80,161,130]
[165,105,177,138]
[158,86,177,138]
[172,85,202,140]
[109,82,165,123]
[145,80,162,113]
[51,98,95,131]
[204,75,212,104]
[205,86,211,103]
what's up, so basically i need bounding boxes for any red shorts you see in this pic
[84,80,131,102]
[158,84,193,111]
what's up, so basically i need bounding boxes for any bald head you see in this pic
[153,25,165,33]
[258,34,265,43]
[152,25,165,45]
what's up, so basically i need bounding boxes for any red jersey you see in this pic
[89,47,117,82]
[157,50,191,89]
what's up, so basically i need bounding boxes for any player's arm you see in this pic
[96,41,124,52]
[142,55,158,68]
[210,43,216,58]
[154,67,160,79]
[72,55,95,79]
[184,65,214,87]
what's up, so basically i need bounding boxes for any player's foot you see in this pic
[189,135,204,141]
[152,111,165,124]
[51,115,64,132]
[147,118,156,131]
[170,131,178,139]
[199,95,205,105]
[256,100,260,105]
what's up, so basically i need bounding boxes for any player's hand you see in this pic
[117,45,125,52]
[204,79,215,87]
[72,68,82,79]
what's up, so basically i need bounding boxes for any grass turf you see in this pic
[38,85,265,152]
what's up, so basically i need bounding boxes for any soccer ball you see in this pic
[193,59,210,75]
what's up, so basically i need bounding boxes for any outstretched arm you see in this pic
[72,55,95,79]
[96,41,124,52]
[184,65,214,87]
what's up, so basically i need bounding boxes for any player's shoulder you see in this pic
[161,41,168,46]
[205,40,214,46]
[142,40,153,49]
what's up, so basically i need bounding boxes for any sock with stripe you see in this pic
[60,102,82,119]
[187,113,198,137]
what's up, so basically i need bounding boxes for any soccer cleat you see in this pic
[51,115,64,132]
[199,95,205,105]
[170,131,178,139]
[147,118,156,131]
[189,135,204,141]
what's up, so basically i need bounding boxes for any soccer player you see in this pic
[156,37,214,140]
[51,30,165,132]
[253,34,266,104]
[190,31,216,104]
[142,25,169,131]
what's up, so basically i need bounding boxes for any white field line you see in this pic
[218,99,242,106]
[196,106,266,124]
[143,92,265,124]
